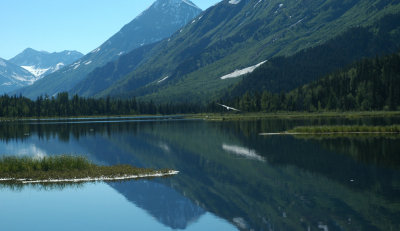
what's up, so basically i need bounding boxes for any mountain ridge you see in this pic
[0,57,36,94]
[15,0,202,98]
[223,12,400,99]
[81,0,400,102]
[9,48,83,78]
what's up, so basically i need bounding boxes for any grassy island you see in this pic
[260,125,400,136]
[0,155,178,184]
[287,125,400,134]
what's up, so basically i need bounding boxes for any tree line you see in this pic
[0,93,209,118]
[223,52,400,112]
[1,52,398,118]
[225,13,400,98]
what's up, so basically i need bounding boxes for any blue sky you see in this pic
[0,0,221,59]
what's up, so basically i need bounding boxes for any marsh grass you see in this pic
[287,125,400,134]
[188,111,400,121]
[0,155,173,182]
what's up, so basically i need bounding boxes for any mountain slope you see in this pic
[226,51,400,112]
[92,0,400,102]
[0,58,36,94]
[16,0,202,98]
[284,51,400,111]
[72,42,160,97]
[224,13,400,98]
[9,48,83,78]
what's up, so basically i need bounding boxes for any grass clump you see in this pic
[0,155,91,173]
[287,125,400,134]
[0,155,175,183]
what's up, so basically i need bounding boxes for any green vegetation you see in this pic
[226,13,400,98]
[122,118,400,230]
[78,0,400,102]
[287,125,400,134]
[189,111,400,121]
[0,93,205,118]
[0,155,174,183]
[2,16,400,118]
[222,51,400,112]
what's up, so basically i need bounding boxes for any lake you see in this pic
[0,116,399,231]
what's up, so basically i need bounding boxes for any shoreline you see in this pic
[260,132,400,136]
[260,125,400,136]
[1,111,400,122]
[0,156,178,184]
[187,111,400,121]
[0,170,179,184]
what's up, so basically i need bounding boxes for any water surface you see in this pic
[0,116,399,230]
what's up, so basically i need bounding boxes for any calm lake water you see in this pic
[0,116,399,231]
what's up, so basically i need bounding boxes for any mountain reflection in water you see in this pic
[0,117,400,230]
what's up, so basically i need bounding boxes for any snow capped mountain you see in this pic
[0,57,36,94]
[16,0,202,99]
[9,48,83,78]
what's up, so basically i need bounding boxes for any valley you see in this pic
[1,1,399,231]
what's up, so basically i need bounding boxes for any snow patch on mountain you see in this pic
[0,58,37,91]
[21,66,50,78]
[220,61,267,80]
[54,63,65,72]
[91,47,101,53]
[8,48,83,80]
[12,73,32,83]
[229,0,241,4]
[254,0,263,8]
[21,63,66,78]
[158,76,169,83]
[275,3,284,13]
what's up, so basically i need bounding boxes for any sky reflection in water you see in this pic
[0,117,400,230]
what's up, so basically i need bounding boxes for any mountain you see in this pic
[224,50,400,112]
[224,13,400,99]
[283,51,400,111]
[15,0,202,98]
[109,181,206,229]
[8,48,83,78]
[81,0,400,102]
[0,58,36,94]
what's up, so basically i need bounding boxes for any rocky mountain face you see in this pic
[15,0,202,99]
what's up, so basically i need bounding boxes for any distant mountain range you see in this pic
[0,58,36,94]
[9,48,83,78]
[15,0,202,98]
[72,0,400,103]
[1,48,82,94]
[12,0,400,104]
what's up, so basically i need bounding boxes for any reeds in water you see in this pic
[287,125,400,134]
[0,155,174,182]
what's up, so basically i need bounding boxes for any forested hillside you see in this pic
[223,52,400,112]
[225,13,400,97]
[85,0,400,103]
